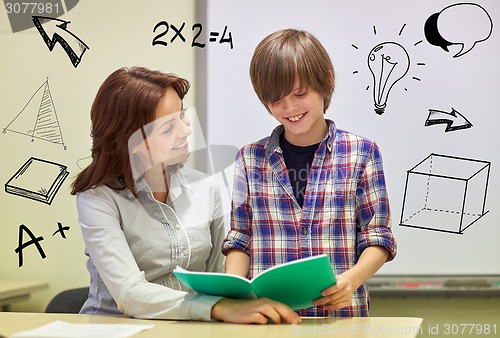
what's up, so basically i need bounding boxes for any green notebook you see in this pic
[173,254,336,310]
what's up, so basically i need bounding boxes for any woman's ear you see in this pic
[128,127,156,181]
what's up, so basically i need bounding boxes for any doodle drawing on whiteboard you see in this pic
[32,16,90,68]
[352,24,425,115]
[400,153,490,234]
[367,41,410,115]
[5,157,69,205]
[3,78,67,149]
[424,3,493,58]
[424,107,473,132]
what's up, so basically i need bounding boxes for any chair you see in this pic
[45,287,89,313]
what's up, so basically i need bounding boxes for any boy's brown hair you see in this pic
[249,29,335,113]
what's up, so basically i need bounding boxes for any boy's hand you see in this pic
[211,298,301,324]
[313,246,390,311]
[312,273,354,311]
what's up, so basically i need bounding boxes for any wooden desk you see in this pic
[0,312,423,338]
[0,280,48,311]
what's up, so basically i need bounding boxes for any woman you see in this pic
[71,66,300,324]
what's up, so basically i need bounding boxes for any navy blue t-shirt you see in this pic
[279,133,320,208]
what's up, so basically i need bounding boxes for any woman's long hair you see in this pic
[71,67,190,196]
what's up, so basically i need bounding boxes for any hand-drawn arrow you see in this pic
[424,108,472,132]
[32,16,90,68]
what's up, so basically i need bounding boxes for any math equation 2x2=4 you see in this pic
[152,21,233,49]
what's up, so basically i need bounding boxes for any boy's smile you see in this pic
[285,112,306,122]
[268,78,328,146]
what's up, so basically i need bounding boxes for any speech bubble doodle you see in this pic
[424,3,492,58]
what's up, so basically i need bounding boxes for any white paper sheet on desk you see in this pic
[9,320,155,338]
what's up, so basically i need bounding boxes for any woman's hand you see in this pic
[211,298,301,324]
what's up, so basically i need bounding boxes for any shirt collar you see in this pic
[167,168,193,201]
[265,119,336,157]
[134,168,193,202]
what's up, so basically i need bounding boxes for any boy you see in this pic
[222,29,397,317]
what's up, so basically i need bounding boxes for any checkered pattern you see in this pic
[222,120,396,317]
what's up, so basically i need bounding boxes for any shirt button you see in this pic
[302,228,308,235]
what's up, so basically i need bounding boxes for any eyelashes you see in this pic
[271,91,308,106]
[161,109,189,135]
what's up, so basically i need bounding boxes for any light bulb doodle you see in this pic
[367,42,410,115]
[352,23,425,116]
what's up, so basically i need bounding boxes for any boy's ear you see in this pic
[328,70,335,92]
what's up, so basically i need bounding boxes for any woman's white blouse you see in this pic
[77,167,225,321]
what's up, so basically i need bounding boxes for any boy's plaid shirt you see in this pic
[222,119,397,317]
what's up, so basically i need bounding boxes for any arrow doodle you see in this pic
[32,16,90,68]
[424,108,472,132]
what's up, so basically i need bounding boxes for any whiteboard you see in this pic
[201,0,500,275]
